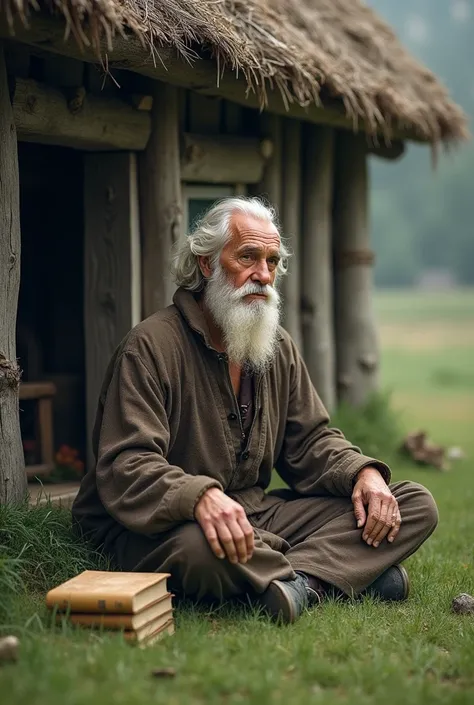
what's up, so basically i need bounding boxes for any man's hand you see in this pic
[194,487,254,564]
[352,467,401,548]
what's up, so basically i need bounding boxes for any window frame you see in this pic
[181,184,247,238]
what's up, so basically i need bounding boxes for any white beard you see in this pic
[204,264,281,373]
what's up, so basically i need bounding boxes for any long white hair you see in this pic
[172,197,290,291]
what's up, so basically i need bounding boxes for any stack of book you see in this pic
[46,570,174,647]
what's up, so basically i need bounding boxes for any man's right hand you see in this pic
[194,487,254,564]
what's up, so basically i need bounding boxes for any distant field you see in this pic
[375,288,474,448]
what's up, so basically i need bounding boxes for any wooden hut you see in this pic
[0,0,467,504]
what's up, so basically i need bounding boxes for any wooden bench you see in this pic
[20,381,56,479]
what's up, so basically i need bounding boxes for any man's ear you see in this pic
[198,255,212,278]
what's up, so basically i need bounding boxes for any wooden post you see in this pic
[254,113,282,209]
[301,125,336,411]
[0,44,27,503]
[280,118,303,350]
[139,81,182,318]
[84,153,141,472]
[333,131,379,406]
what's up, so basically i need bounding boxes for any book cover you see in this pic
[125,616,175,645]
[56,593,173,630]
[46,570,170,614]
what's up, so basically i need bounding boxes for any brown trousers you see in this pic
[107,481,438,601]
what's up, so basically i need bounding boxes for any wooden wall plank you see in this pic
[84,152,141,471]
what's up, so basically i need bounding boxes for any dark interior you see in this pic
[16,142,86,469]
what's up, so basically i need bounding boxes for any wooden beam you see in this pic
[0,42,27,503]
[13,77,150,150]
[181,133,270,184]
[84,152,142,472]
[301,125,336,411]
[280,118,303,351]
[139,82,182,318]
[333,131,379,407]
[0,16,416,142]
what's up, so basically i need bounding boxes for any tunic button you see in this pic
[228,412,237,420]
[241,451,250,461]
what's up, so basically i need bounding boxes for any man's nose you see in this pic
[251,261,271,285]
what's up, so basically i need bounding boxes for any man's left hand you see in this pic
[352,466,401,548]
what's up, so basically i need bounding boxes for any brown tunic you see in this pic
[72,287,390,549]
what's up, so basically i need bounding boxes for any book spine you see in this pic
[46,593,133,614]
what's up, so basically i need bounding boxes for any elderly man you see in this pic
[72,197,438,623]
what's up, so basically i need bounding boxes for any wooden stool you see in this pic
[19,381,56,479]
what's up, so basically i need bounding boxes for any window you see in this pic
[181,184,246,238]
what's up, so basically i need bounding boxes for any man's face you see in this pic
[219,213,281,299]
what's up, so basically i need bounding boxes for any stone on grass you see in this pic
[0,636,19,664]
[452,593,474,615]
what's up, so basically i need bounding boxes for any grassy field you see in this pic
[1,288,473,705]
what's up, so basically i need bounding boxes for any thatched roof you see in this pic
[2,0,468,143]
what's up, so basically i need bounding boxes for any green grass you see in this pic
[1,289,474,705]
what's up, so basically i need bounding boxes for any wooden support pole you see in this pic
[84,152,141,471]
[333,131,379,407]
[254,113,282,209]
[280,118,303,350]
[139,81,182,318]
[13,78,150,151]
[301,125,336,411]
[0,43,27,503]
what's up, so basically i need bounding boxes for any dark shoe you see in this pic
[256,573,320,624]
[363,564,410,602]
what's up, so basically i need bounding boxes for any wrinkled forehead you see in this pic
[227,212,281,252]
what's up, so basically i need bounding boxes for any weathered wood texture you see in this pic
[253,113,282,212]
[139,82,182,317]
[181,133,269,184]
[13,77,150,150]
[19,381,56,479]
[84,152,141,471]
[0,44,27,503]
[0,16,419,143]
[280,118,303,350]
[333,131,379,406]
[301,125,336,411]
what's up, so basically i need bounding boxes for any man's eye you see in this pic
[240,254,253,262]
[268,258,279,268]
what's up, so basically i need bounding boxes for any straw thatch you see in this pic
[2,0,468,143]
